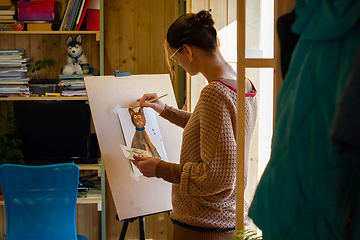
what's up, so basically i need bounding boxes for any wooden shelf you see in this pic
[78,163,102,177]
[77,163,101,171]
[77,180,102,209]
[0,96,88,101]
[1,31,101,41]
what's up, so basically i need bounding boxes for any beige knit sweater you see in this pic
[156,79,258,229]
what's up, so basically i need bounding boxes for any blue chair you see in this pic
[0,163,89,240]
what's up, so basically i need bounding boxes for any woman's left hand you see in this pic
[132,155,162,177]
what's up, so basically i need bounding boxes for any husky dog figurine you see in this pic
[62,34,89,75]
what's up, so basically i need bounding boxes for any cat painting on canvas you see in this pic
[128,108,162,159]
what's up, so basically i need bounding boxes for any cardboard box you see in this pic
[18,0,62,21]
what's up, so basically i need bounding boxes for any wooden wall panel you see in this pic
[0,205,5,240]
[103,0,178,76]
[102,2,179,238]
[0,34,14,49]
[135,0,151,74]
[30,35,45,78]
[104,0,121,74]
[15,35,31,56]
[45,34,61,78]
[76,204,101,240]
[59,35,69,72]
[150,0,166,74]
[119,0,136,74]
[90,35,101,74]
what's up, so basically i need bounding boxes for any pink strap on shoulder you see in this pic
[213,79,237,92]
[213,78,257,97]
[245,77,257,97]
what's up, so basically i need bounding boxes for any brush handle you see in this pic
[130,94,168,109]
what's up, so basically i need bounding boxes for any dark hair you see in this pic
[166,10,218,52]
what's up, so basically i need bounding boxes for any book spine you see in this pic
[70,0,83,30]
[65,0,80,31]
[74,0,86,30]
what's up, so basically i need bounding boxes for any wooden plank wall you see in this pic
[103,0,178,75]
[103,1,179,240]
[103,0,180,105]
[0,205,5,240]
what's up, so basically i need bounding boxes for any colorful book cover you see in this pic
[73,0,86,30]
[70,0,82,30]
[65,0,80,31]
[59,0,74,31]
[26,23,52,31]
[76,0,90,30]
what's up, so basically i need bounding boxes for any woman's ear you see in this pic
[183,44,193,62]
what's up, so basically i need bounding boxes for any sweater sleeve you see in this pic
[180,85,237,198]
[159,104,191,129]
[155,160,182,184]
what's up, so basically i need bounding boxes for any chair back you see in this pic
[0,163,80,240]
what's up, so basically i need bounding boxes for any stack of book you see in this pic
[0,0,15,31]
[59,74,93,96]
[0,50,32,96]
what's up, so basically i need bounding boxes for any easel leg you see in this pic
[119,220,129,240]
[139,216,145,240]
[118,217,145,240]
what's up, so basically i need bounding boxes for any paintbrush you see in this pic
[129,94,168,110]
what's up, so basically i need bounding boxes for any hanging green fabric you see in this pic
[249,0,360,239]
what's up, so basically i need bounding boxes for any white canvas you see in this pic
[84,74,183,221]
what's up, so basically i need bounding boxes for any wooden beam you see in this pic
[236,0,245,230]
[245,58,274,68]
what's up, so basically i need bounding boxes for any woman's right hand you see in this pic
[138,93,165,114]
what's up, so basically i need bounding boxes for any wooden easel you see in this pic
[117,211,171,240]
[118,216,145,240]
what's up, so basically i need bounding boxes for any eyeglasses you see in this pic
[169,46,183,63]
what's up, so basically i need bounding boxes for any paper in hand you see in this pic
[120,144,152,180]
[120,144,152,160]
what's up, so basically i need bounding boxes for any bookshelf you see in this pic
[0,1,105,239]
[0,0,104,96]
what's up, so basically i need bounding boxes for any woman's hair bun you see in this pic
[195,10,215,28]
